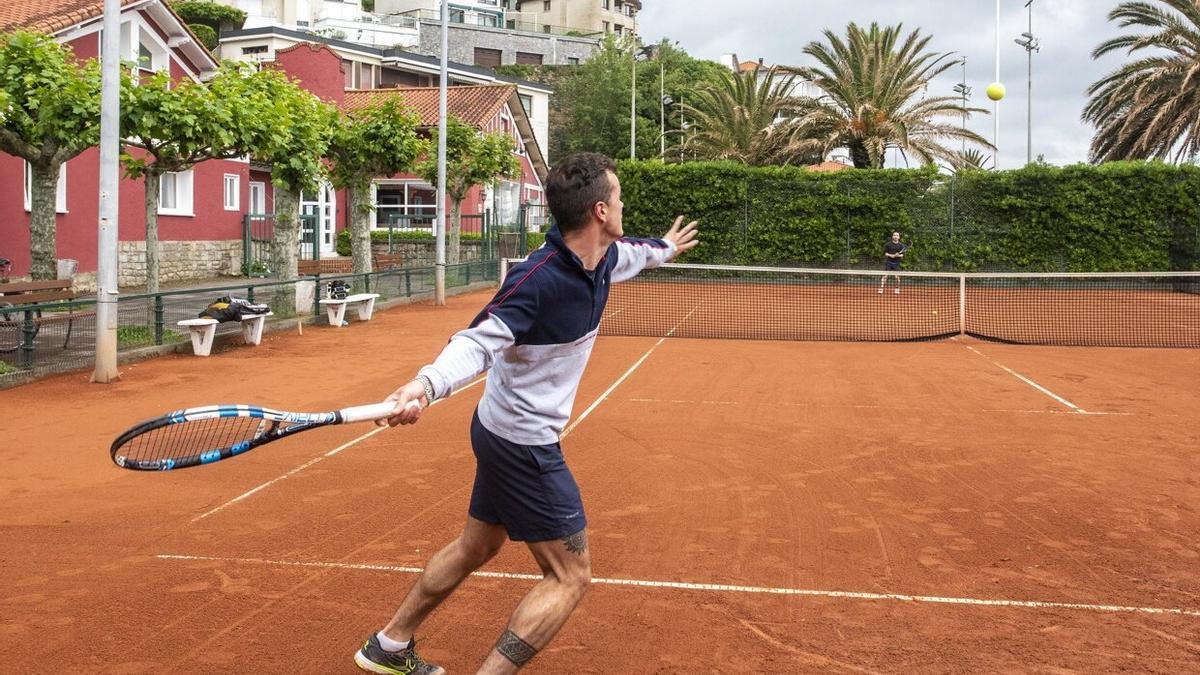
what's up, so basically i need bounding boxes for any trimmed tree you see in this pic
[121,62,281,295]
[239,69,337,312]
[0,31,102,279]
[417,117,521,265]
[326,99,424,276]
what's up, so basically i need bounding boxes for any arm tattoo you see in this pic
[562,529,587,555]
[495,630,537,667]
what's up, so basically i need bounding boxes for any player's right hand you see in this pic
[378,379,427,427]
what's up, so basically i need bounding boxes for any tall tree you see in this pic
[795,22,992,169]
[417,117,520,265]
[680,66,820,166]
[245,69,336,312]
[326,99,424,276]
[504,35,728,162]
[121,62,282,295]
[0,31,101,279]
[1084,0,1200,162]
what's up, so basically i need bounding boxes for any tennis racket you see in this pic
[111,401,416,471]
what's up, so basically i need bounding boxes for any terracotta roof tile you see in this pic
[806,160,854,173]
[1,0,141,34]
[342,84,515,128]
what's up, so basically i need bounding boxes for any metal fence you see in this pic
[0,259,500,384]
[242,213,319,277]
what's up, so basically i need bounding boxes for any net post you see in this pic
[959,275,966,335]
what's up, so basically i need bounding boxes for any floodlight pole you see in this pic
[1014,0,1040,165]
[994,0,1000,168]
[92,0,121,383]
[435,0,448,305]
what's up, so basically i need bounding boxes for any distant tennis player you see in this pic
[354,152,699,675]
[879,231,906,294]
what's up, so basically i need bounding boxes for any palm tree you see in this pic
[678,66,825,166]
[1084,0,1200,162]
[794,22,992,169]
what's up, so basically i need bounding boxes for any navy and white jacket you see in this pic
[419,227,675,445]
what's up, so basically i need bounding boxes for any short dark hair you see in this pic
[545,152,617,234]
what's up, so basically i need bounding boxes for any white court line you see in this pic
[192,376,487,522]
[627,398,1130,416]
[560,305,700,440]
[154,554,1200,618]
[964,345,1088,413]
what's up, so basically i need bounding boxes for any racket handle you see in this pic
[339,400,420,424]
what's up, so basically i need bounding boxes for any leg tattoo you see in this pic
[562,529,587,556]
[495,630,537,667]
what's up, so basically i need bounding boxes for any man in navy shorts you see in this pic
[354,152,699,674]
[879,231,906,294]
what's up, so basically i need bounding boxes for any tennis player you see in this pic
[354,152,699,675]
[878,231,906,294]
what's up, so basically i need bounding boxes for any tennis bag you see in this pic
[327,280,351,300]
[199,296,270,322]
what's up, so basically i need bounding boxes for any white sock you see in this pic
[376,632,411,652]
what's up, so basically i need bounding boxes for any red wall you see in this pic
[271,43,345,107]
[0,147,249,277]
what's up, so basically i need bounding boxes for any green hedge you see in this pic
[616,160,1200,272]
[170,2,247,29]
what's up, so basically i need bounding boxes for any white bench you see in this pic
[318,293,380,327]
[177,312,273,356]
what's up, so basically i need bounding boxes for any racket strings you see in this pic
[119,417,267,463]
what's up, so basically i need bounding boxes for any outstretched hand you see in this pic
[662,216,700,261]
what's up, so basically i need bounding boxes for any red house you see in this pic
[0,0,247,290]
[262,42,548,260]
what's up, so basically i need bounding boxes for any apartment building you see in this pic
[506,0,640,37]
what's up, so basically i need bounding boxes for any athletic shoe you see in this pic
[894,288,900,294]
[877,287,884,294]
[354,634,445,675]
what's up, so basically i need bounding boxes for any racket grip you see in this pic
[339,400,420,424]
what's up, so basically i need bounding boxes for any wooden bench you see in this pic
[177,312,274,357]
[318,293,379,327]
[0,279,93,353]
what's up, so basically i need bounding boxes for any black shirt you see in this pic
[885,242,906,259]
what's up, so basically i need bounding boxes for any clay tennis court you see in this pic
[2,288,1198,673]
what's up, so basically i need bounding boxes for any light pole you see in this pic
[1015,0,1040,165]
[994,0,1000,166]
[659,59,666,157]
[952,57,971,155]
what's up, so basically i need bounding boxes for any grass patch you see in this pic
[118,325,183,349]
[0,361,19,375]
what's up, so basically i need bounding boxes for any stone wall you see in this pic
[416,21,597,66]
[118,240,243,288]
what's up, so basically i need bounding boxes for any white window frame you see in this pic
[23,162,68,213]
[371,180,438,230]
[223,174,240,211]
[249,181,268,215]
[158,170,194,216]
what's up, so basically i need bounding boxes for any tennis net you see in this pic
[501,260,1200,347]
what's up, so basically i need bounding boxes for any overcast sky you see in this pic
[638,0,1134,169]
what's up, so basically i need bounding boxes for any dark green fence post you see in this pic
[404,269,411,296]
[20,309,36,369]
[247,284,256,304]
[312,273,323,318]
[154,295,165,345]
[364,273,372,294]
[242,214,252,276]
[518,203,528,256]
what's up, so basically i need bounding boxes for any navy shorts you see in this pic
[468,410,586,542]
[885,261,901,271]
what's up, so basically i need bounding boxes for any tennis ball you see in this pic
[986,82,1006,101]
